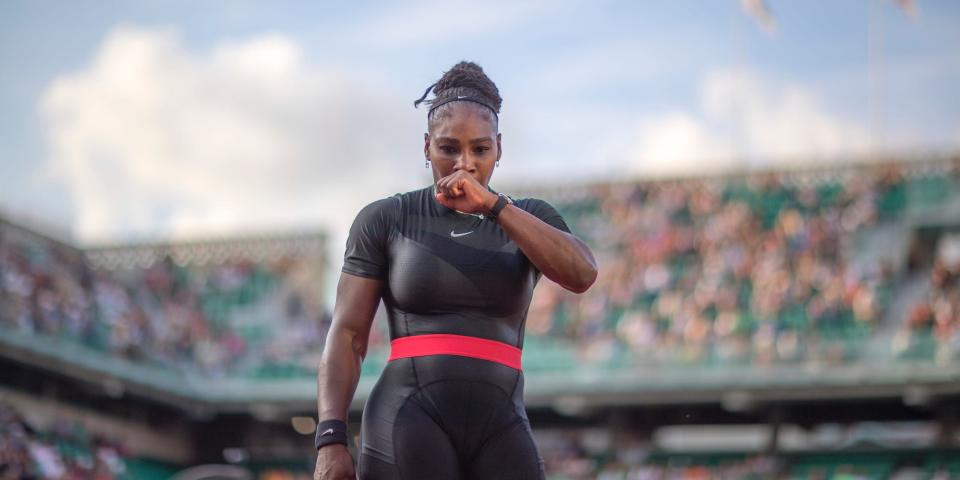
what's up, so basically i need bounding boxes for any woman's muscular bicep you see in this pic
[330,272,383,358]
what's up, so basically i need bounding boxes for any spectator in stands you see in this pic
[897,255,960,363]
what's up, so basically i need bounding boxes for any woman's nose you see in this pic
[454,154,476,172]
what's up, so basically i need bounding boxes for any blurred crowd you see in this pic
[0,224,333,378]
[2,160,959,378]
[542,451,957,480]
[529,161,959,367]
[529,167,900,366]
[5,395,956,480]
[537,428,958,479]
[896,255,960,364]
[0,402,128,480]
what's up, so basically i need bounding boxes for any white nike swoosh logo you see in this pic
[320,428,335,436]
[450,230,473,237]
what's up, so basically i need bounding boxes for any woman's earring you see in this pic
[425,159,429,168]
[496,160,500,167]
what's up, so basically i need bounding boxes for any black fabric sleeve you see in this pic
[518,198,572,234]
[342,196,398,279]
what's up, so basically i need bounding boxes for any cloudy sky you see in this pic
[1,0,958,258]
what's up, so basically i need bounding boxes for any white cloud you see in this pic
[628,112,737,177]
[37,25,881,267]
[499,68,872,184]
[40,26,426,281]
[625,69,871,177]
[702,70,871,159]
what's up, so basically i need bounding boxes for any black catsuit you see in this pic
[341,185,570,480]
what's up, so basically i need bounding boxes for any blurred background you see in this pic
[1,0,959,478]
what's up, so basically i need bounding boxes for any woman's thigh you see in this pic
[359,394,461,480]
[466,416,545,480]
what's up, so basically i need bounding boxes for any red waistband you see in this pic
[387,334,523,371]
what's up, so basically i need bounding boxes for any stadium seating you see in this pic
[2,159,959,382]
[0,224,335,379]
[894,257,960,364]
[528,160,960,369]
[535,438,960,479]
[0,401,144,479]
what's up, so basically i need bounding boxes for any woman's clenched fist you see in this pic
[435,171,498,214]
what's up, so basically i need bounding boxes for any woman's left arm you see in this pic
[435,171,598,293]
[491,199,598,293]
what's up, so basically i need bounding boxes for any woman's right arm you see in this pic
[314,272,383,480]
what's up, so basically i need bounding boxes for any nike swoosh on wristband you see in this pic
[320,428,335,436]
[450,230,473,237]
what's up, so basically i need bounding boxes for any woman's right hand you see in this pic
[314,445,356,480]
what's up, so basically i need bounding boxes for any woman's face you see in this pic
[424,102,501,187]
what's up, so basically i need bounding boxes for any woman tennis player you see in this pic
[314,61,597,480]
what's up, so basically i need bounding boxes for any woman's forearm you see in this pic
[433,174,597,293]
[316,273,381,422]
[317,324,366,421]
[495,204,598,293]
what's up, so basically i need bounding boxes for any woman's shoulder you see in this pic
[352,194,401,228]
[507,195,570,232]
[352,186,430,223]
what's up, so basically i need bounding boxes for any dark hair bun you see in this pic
[414,61,502,114]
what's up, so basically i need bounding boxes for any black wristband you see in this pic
[488,193,512,222]
[315,419,348,450]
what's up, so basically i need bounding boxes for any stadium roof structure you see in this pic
[83,230,327,270]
